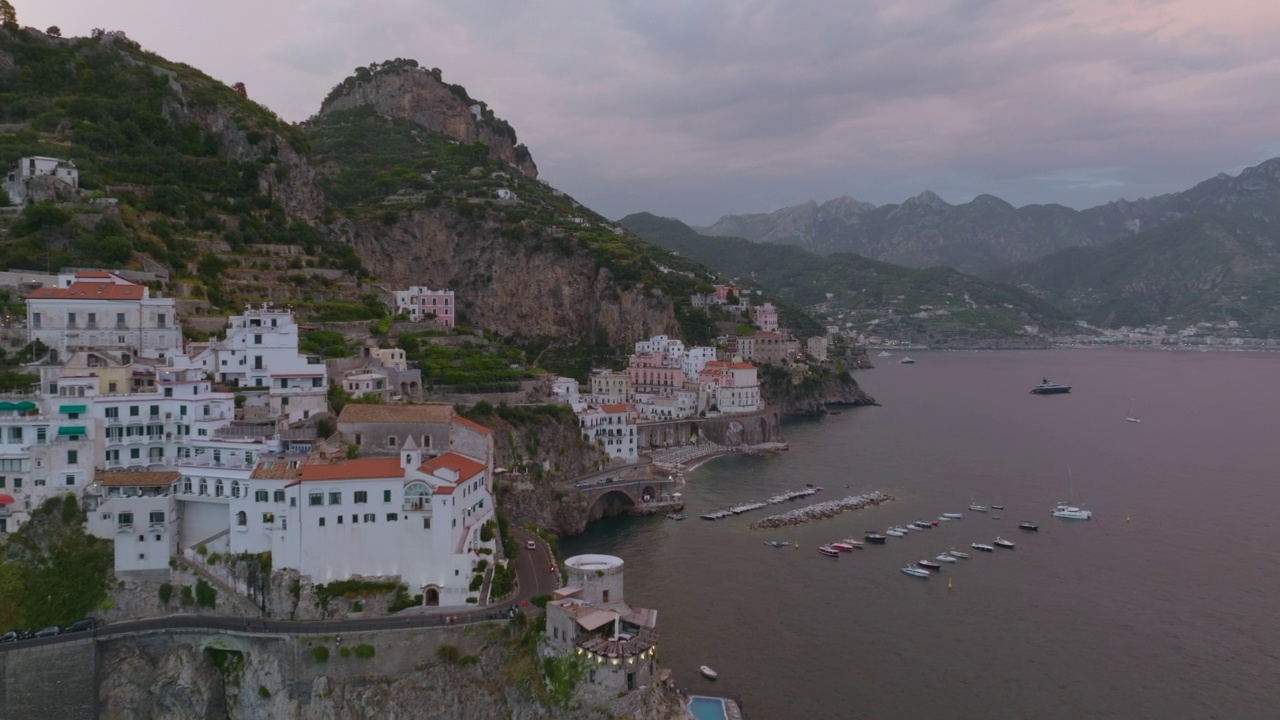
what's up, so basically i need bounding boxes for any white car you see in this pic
[525,540,537,550]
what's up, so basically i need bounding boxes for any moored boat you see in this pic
[818,545,840,557]
[969,504,989,513]
[700,665,718,680]
[948,549,971,559]
[1018,521,1039,531]
[994,536,1016,549]
[899,357,916,364]
[878,351,894,357]
[831,542,855,552]
[972,543,995,552]
[840,538,866,548]
[763,540,790,548]
[991,505,1005,510]
[935,554,958,564]
[1030,378,1072,394]
[941,512,964,519]
[1052,503,1092,520]
[917,559,942,570]
[864,532,887,544]
[901,565,931,578]
[885,528,905,538]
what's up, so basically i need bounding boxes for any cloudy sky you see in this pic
[23,0,1280,225]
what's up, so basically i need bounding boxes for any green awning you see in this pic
[0,402,14,411]
[59,405,87,414]
[58,426,87,436]
[14,402,36,411]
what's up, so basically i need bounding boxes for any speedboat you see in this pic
[700,665,718,680]
[969,502,988,512]
[917,559,942,571]
[991,505,1005,511]
[831,542,855,552]
[1053,503,1092,520]
[901,565,931,578]
[935,554,958,564]
[948,549,971,559]
[971,543,995,552]
[1018,521,1039,531]
[864,532,887,544]
[878,351,893,357]
[994,537,1016,549]
[903,523,923,532]
[818,545,840,557]
[840,538,866,548]
[885,528,905,538]
[938,516,954,522]
[1030,379,1072,394]
[899,357,916,364]
[942,512,964,519]
[911,521,934,530]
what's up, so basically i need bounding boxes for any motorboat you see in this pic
[840,538,866,548]
[971,543,995,552]
[969,503,989,512]
[994,537,1016,549]
[885,528,905,538]
[864,532,887,544]
[911,521,934,529]
[763,540,790,548]
[934,554,958,564]
[818,545,840,557]
[948,549,971,559]
[991,505,1005,511]
[1030,379,1072,394]
[1052,503,1092,520]
[700,665,718,680]
[917,559,942,570]
[941,512,964,519]
[938,516,954,522]
[666,513,686,521]
[878,351,894,357]
[903,523,923,532]
[992,515,1001,520]
[831,542,855,552]
[901,566,931,578]
[899,357,916,364]
[1126,399,1141,423]
[1018,521,1039,531]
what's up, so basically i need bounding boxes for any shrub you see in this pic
[465,596,478,604]
[354,643,376,659]
[530,594,551,608]
[468,575,483,592]
[195,544,208,556]
[180,586,195,606]
[158,583,173,604]
[195,579,217,608]
[257,685,271,699]
[339,646,351,658]
[459,655,479,666]
[312,646,330,663]
[436,644,460,663]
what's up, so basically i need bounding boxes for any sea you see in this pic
[562,348,1280,719]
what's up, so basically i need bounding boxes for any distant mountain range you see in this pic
[621,213,1074,344]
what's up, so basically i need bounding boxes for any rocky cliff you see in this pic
[760,365,877,417]
[319,62,538,178]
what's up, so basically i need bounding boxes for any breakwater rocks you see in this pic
[749,491,894,529]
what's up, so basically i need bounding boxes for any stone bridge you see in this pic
[635,407,783,450]
[570,473,681,520]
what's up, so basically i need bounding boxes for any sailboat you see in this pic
[1126,400,1141,423]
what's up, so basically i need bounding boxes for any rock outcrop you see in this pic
[761,366,877,417]
[319,65,537,178]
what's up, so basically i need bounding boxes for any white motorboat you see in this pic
[885,528,906,538]
[948,549,971,559]
[903,523,923,532]
[938,516,953,522]
[831,542,855,552]
[818,545,840,557]
[994,536,1016,549]
[971,543,995,552]
[700,665,718,680]
[901,565,931,578]
[968,503,989,513]
[941,512,964,519]
[1126,399,1141,423]
[935,554,958,563]
[1052,503,1092,520]
[899,357,916,364]
[840,538,866,548]
[878,351,894,357]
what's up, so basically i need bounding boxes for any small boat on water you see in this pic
[942,512,964,519]
[885,528,905,538]
[935,554,958,564]
[949,549,971,559]
[972,543,996,552]
[938,516,954,522]
[1126,399,1141,423]
[992,515,1001,520]
[903,523,923,532]
[1030,378,1072,394]
[878,351,894,357]
[840,538,866,548]
[864,532,887,544]
[994,536,1016,549]
[666,513,685,520]
[1018,521,1039,531]
[899,357,916,364]
[831,542,855,552]
[700,665,718,680]
[763,540,790,548]
[818,545,840,557]
[901,565,931,578]
[1053,503,1092,520]
[917,559,942,571]
[991,505,1005,511]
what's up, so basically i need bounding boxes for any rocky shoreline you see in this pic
[748,491,894,529]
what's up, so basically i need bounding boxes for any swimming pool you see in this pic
[687,696,728,720]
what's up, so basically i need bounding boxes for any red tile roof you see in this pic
[451,416,492,435]
[75,270,115,279]
[96,470,181,487]
[419,452,486,483]
[29,282,145,301]
[295,457,405,482]
[601,403,635,413]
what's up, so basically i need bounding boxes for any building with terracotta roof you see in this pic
[577,403,637,462]
[86,470,181,573]
[26,271,181,361]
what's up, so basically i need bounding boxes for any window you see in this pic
[262,513,274,524]
[363,513,375,523]
[66,449,78,465]
[65,475,75,486]
[149,511,165,524]
[312,377,323,388]
[36,427,46,444]
[157,313,167,328]
[383,489,392,503]
[337,515,343,524]
[354,491,368,504]
[387,513,398,521]
[149,405,160,417]
[130,448,140,459]
[387,435,398,448]
[355,433,363,446]
[118,512,134,526]
[67,311,76,327]
[254,334,262,344]
[273,490,285,503]
[32,312,40,328]
[0,477,4,488]
[318,517,325,527]
[105,407,119,419]
[351,514,359,524]
[290,496,297,507]
[423,517,431,529]
[163,387,172,397]
[422,435,431,448]
[328,491,341,505]
[308,493,323,506]
[255,490,268,502]
[13,478,20,489]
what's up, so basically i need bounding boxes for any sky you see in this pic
[22,0,1280,226]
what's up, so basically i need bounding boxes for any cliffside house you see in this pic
[698,361,762,414]
[3,156,79,206]
[84,471,180,573]
[392,287,456,327]
[26,271,181,362]
[588,370,630,405]
[578,403,638,462]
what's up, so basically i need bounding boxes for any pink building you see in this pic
[713,285,737,303]
[393,287,455,327]
[626,352,684,395]
[752,302,779,333]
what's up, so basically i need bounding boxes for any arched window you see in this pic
[231,481,240,498]
[183,477,192,494]
[215,479,224,497]
[405,482,431,510]
[199,478,208,496]
[236,510,247,526]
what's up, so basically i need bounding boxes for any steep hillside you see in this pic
[622,212,1074,343]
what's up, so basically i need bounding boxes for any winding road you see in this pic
[0,527,560,653]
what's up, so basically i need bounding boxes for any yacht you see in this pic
[864,532,887,544]
[1052,504,1092,520]
[831,542,855,552]
[917,559,942,570]
[993,537,1016,549]
[948,549,971,559]
[968,503,989,513]
[901,565,931,578]
[818,545,840,557]
[971,543,995,552]
[885,528,905,538]
[941,512,964,519]
[1031,379,1072,394]
[934,554,958,564]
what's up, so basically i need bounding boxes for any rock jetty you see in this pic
[749,491,894,529]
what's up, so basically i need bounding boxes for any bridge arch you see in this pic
[587,489,638,520]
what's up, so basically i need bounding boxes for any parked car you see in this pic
[33,626,61,638]
[525,540,537,550]
[66,618,98,633]
[0,631,19,643]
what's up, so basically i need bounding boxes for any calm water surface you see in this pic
[563,349,1280,719]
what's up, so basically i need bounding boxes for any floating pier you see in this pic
[749,491,894,529]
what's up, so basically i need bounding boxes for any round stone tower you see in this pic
[564,554,625,610]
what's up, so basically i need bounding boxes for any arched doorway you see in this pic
[423,585,441,606]
[641,485,658,503]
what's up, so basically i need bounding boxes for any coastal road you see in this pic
[0,528,561,654]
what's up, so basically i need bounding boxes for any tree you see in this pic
[0,1,17,27]
[46,26,61,37]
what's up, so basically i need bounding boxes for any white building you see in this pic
[3,156,79,205]
[27,271,181,361]
[392,287,456,327]
[633,334,685,361]
[578,404,638,462]
[0,392,96,534]
[85,471,179,573]
[550,376,580,405]
[192,305,327,424]
[633,389,697,421]
[343,370,390,401]
[699,361,761,414]
[682,346,717,382]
